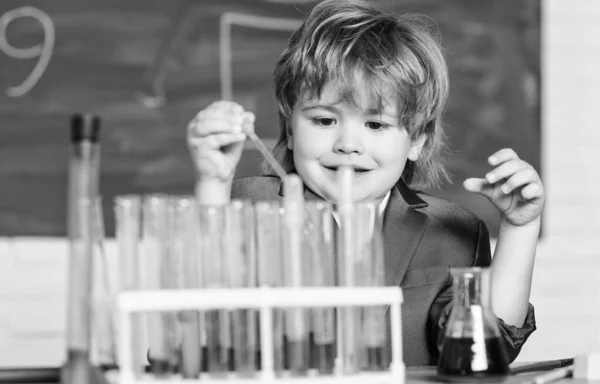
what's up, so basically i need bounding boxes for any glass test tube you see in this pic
[90,197,117,369]
[65,114,100,378]
[172,197,202,379]
[282,175,309,375]
[115,195,144,375]
[336,169,361,374]
[255,202,285,374]
[199,205,231,375]
[141,195,171,375]
[226,201,257,376]
[354,203,388,371]
[305,202,336,374]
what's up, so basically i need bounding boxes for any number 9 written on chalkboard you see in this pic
[0,6,54,98]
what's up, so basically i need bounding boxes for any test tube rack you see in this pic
[117,286,405,384]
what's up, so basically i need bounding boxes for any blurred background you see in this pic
[0,0,540,237]
[0,0,599,370]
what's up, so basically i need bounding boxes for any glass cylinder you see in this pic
[282,176,310,376]
[225,200,257,376]
[255,201,285,374]
[353,202,388,371]
[171,197,202,379]
[437,267,510,380]
[114,195,143,375]
[304,201,336,374]
[141,195,173,375]
[199,205,230,375]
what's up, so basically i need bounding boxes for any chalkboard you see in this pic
[0,0,540,237]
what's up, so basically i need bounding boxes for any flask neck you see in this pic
[453,269,491,309]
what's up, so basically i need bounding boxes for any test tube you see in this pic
[114,195,144,376]
[90,197,117,369]
[199,205,231,375]
[335,166,361,374]
[141,195,171,375]
[255,201,285,374]
[64,114,101,384]
[305,202,336,374]
[282,175,309,375]
[354,203,388,371]
[226,200,257,376]
[172,197,202,378]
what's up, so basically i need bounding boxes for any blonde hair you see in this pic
[264,0,450,189]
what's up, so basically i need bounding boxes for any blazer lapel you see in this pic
[382,181,429,287]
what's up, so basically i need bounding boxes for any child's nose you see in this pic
[332,125,364,155]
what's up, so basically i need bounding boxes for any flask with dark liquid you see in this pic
[437,267,510,382]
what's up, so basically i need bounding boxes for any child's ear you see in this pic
[407,135,426,161]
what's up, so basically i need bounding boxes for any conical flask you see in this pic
[437,267,509,381]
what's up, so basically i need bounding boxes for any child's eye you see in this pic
[312,117,336,126]
[366,121,390,131]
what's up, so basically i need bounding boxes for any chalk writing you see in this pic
[0,6,55,97]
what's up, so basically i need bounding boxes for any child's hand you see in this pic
[187,100,254,183]
[463,148,545,227]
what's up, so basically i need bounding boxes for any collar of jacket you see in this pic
[277,176,428,209]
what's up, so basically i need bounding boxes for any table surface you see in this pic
[2,365,598,384]
[406,366,597,384]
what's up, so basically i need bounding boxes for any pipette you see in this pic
[283,175,309,375]
[240,116,287,180]
[336,166,361,374]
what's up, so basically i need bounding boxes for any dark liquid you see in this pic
[312,343,335,374]
[366,346,390,371]
[437,337,509,382]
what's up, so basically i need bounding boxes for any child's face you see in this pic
[288,79,424,204]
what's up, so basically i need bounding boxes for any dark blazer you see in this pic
[232,176,535,366]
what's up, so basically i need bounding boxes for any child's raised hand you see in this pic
[463,148,545,227]
[187,100,254,183]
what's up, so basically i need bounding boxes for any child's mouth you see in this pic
[323,165,370,173]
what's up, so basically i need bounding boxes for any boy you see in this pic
[187,0,543,366]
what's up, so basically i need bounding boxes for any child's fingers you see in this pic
[499,168,541,195]
[463,178,492,195]
[485,159,527,184]
[188,115,244,138]
[241,111,255,133]
[488,148,519,166]
[188,132,246,151]
[520,182,544,200]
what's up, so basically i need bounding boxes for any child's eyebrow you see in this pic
[363,108,398,119]
[300,104,341,113]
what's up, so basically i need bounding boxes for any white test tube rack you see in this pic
[117,286,405,384]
